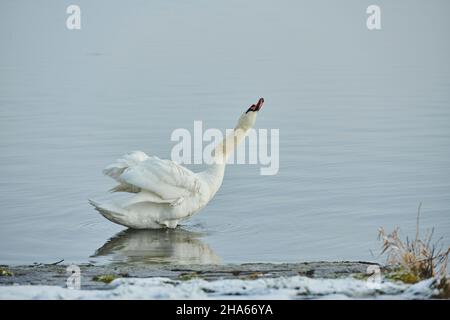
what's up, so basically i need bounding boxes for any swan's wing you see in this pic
[103,151,150,182]
[118,157,201,201]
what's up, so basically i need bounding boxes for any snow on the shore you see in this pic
[0,276,439,300]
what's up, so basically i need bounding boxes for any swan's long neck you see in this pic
[199,122,251,196]
[213,125,249,164]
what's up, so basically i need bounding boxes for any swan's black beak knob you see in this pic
[246,98,264,113]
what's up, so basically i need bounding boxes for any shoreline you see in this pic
[1,261,379,290]
[2,261,446,299]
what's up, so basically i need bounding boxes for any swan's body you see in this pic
[90,98,264,229]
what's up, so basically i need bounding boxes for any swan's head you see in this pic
[237,98,264,130]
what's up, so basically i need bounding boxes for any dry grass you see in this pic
[0,267,14,277]
[378,203,450,293]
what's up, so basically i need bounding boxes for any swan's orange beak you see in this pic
[246,98,264,113]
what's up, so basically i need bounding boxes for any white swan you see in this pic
[90,98,264,229]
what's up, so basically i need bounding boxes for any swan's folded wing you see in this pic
[103,151,150,182]
[118,157,201,201]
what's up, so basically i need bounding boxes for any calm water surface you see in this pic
[1,1,449,265]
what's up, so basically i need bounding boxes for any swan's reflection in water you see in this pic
[92,228,221,265]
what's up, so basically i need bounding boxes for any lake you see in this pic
[1,0,449,266]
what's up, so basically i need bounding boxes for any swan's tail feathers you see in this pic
[103,151,149,181]
[89,199,128,226]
